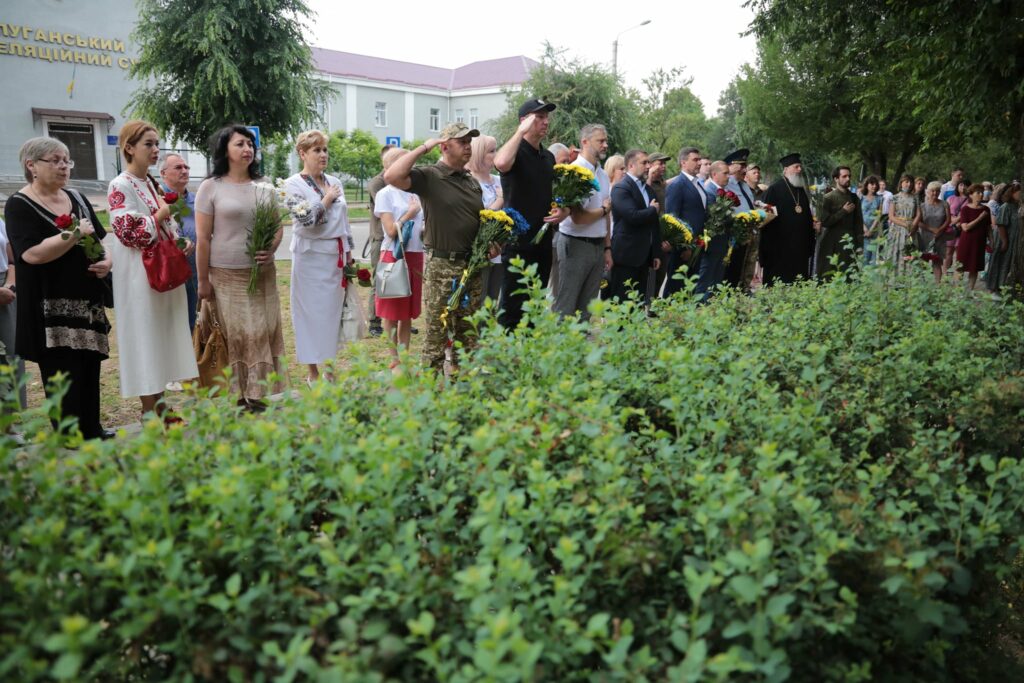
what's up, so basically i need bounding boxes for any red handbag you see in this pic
[142,222,191,292]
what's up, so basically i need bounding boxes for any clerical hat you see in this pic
[779,152,802,167]
[724,148,750,165]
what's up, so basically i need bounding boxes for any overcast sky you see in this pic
[304,0,759,116]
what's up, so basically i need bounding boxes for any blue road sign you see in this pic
[106,135,118,145]
[385,136,401,147]
[247,126,261,148]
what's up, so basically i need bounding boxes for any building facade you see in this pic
[0,0,533,183]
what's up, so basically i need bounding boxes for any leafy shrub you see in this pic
[2,265,1023,681]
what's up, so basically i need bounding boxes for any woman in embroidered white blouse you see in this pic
[107,120,197,423]
[281,130,353,383]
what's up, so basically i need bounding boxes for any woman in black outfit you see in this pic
[3,137,113,440]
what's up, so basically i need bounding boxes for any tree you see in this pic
[736,27,924,184]
[265,133,292,181]
[745,0,1024,179]
[327,129,380,183]
[637,67,711,162]
[491,44,640,153]
[402,139,441,166]
[130,0,329,151]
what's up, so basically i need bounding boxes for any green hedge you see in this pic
[2,265,1023,681]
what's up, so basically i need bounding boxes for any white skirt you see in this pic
[290,247,346,364]
[113,242,198,397]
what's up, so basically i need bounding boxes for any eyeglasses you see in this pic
[37,158,75,169]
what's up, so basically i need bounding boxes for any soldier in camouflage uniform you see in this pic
[383,122,488,372]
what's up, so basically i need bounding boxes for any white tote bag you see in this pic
[339,283,368,344]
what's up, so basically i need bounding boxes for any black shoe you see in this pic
[98,428,117,440]
[369,325,383,338]
[411,326,419,334]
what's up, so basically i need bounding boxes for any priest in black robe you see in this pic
[760,153,815,285]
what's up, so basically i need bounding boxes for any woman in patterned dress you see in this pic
[884,174,920,275]
[107,120,197,424]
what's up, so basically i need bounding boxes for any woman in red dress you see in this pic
[955,184,991,290]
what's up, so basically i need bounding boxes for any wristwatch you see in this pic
[5,284,14,294]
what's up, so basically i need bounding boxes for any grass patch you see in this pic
[21,260,423,428]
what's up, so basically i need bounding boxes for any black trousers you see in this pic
[37,349,104,439]
[608,264,649,303]
[499,244,552,329]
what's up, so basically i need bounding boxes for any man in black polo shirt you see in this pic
[493,97,569,329]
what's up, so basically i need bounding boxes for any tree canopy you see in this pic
[491,45,640,152]
[129,0,329,151]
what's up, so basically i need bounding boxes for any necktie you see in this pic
[738,183,754,209]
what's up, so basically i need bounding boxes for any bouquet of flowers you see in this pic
[660,213,693,250]
[704,188,739,240]
[687,231,712,272]
[56,213,105,261]
[731,208,772,246]
[532,163,601,245]
[246,183,284,294]
[342,263,373,288]
[273,178,315,223]
[441,208,530,330]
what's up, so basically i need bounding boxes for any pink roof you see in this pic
[311,48,537,91]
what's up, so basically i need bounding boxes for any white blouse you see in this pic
[282,173,352,255]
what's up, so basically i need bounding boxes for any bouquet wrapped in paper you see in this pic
[704,188,739,239]
[441,208,530,329]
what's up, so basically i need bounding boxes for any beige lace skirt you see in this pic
[209,265,287,400]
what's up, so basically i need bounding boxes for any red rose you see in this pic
[357,268,371,282]
[55,214,74,230]
[716,189,726,197]
[163,192,179,204]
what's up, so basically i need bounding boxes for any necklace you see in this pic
[25,185,71,216]
[784,179,804,213]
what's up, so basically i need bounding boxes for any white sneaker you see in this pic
[165,381,183,392]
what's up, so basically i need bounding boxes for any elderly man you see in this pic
[760,152,815,285]
[664,146,707,297]
[494,98,569,329]
[553,123,612,320]
[159,153,198,332]
[693,160,733,299]
[815,165,864,278]
[608,149,660,302]
[723,149,756,290]
[384,123,489,374]
[365,143,396,337]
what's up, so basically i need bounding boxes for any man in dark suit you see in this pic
[608,149,661,302]
[663,146,707,296]
[694,160,732,299]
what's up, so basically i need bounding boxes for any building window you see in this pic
[314,96,327,123]
[374,102,387,127]
[429,108,440,131]
[455,109,464,124]
[469,108,479,129]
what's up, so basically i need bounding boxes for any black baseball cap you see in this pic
[518,97,557,118]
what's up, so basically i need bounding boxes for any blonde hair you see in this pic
[381,147,408,170]
[926,180,942,194]
[18,137,69,182]
[118,119,158,163]
[467,135,497,175]
[295,129,329,155]
[604,154,625,177]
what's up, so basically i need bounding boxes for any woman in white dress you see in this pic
[107,120,197,423]
[281,130,352,383]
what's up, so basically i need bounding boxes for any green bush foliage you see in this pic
[2,266,1023,681]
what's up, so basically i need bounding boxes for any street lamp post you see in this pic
[612,20,652,77]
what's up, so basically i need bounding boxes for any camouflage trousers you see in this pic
[421,255,483,371]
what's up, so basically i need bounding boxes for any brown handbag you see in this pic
[193,300,230,390]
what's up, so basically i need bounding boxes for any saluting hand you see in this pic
[516,114,536,136]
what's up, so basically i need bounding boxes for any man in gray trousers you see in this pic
[551,123,612,321]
